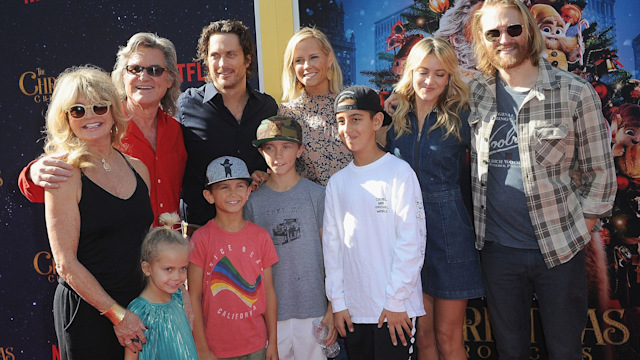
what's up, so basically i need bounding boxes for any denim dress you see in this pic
[386,110,484,299]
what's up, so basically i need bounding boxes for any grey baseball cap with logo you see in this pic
[205,156,253,186]
[252,115,303,147]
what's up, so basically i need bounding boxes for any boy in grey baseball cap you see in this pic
[204,156,254,188]
[190,155,279,359]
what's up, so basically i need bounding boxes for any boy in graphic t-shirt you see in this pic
[244,116,336,359]
[188,156,279,360]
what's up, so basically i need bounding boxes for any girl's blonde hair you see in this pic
[281,27,343,102]
[391,37,469,141]
[140,213,189,265]
[44,65,127,168]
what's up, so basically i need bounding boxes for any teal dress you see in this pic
[127,288,197,360]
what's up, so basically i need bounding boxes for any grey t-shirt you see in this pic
[485,76,538,249]
[244,177,327,320]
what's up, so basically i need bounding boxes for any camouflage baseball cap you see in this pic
[252,115,303,147]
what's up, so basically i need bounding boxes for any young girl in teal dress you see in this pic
[125,213,197,360]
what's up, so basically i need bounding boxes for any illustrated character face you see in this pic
[392,56,408,77]
[616,125,640,148]
[530,4,580,63]
[538,17,567,49]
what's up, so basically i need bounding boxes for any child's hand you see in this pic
[322,309,338,346]
[266,340,279,360]
[378,309,412,346]
[333,309,353,338]
[180,285,195,329]
[197,349,216,360]
[250,170,269,190]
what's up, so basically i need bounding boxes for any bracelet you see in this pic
[101,303,126,325]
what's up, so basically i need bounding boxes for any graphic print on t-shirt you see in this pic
[489,113,519,167]
[211,256,262,307]
[271,218,301,245]
[485,79,537,248]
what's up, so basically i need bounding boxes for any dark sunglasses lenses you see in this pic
[68,105,109,119]
[484,25,523,42]
[507,25,523,37]
[126,65,166,77]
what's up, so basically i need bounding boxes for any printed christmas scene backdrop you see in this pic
[299,0,640,359]
[1,0,639,359]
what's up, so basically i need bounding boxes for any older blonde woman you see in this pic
[44,66,153,359]
[383,38,484,360]
[278,27,349,186]
[20,33,186,226]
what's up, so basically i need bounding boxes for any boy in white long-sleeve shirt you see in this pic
[323,85,426,360]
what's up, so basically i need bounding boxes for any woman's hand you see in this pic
[30,153,73,189]
[114,310,147,354]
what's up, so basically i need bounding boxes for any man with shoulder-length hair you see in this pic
[177,19,278,230]
[467,0,616,358]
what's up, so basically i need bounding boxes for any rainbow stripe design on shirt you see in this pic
[210,256,262,307]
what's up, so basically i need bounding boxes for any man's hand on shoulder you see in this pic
[30,153,73,189]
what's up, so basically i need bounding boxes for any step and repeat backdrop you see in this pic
[1,0,639,359]
[0,1,260,359]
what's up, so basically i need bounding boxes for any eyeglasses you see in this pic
[66,102,111,119]
[125,65,167,77]
[484,24,523,42]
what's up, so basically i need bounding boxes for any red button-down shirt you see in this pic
[19,108,187,226]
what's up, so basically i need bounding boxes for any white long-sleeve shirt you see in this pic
[323,153,426,323]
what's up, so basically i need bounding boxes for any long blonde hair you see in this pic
[471,0,545,77]
[281,27,343,102]
[44,65,127,168]
[391,37,469,141]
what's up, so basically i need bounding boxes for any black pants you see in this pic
[53,283,124,360]
[481,242,587,360]
[344,322,412,360]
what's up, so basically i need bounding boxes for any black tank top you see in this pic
[76,150,153,305]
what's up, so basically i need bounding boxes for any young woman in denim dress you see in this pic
[383,37,484,360]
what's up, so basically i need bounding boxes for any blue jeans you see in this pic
[480,241,587,360]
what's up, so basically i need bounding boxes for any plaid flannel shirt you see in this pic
[468,58,616,268]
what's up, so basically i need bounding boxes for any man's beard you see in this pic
[488,42,529,70]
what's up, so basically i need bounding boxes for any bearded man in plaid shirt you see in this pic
[467,0,616,358]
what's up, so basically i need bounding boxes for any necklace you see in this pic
[100,149,114,172]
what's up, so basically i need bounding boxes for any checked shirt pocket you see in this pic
[534,124,568,167]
